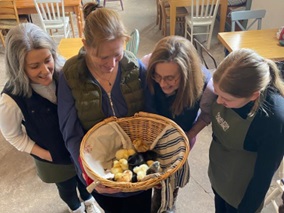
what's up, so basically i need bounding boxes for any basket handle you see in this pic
[86,181,100,193]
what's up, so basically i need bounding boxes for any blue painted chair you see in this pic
[126,29,140,56]
[230,9,266,31]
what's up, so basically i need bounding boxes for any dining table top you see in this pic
[58,38,83,59]
[15,0,82,9]
[58,38,128,59]
[218,28,284,61]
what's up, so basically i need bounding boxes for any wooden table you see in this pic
[58,38,128,59]
[169,0,227,35]
[15,0,84,38]
[218,29,284,61]
[58,38,83,59]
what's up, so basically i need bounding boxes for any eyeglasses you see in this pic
[151,72,180,84]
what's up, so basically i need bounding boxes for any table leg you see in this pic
[170,5,177,35]
[219,0,227,32]
[74,5,83,37]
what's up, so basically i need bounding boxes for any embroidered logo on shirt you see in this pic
[215,112,230,131]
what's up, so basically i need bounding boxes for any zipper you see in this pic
[107,92,116,116]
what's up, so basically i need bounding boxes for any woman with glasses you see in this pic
[145,36,214,213]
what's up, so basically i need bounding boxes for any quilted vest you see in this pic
[2,87,72,165]
[63,50,144,131]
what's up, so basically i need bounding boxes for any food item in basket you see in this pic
[118,158,129,170]
[133,139,149,152]
[109,149,160,182]
[115,170,133,182]
[133,164,149,181]
[128,153,145,170]
[111,166,123,176]
[146,160,154,166]
[128,151,158,171]
[111,159,129,174]
[115,148,136,160]
[146,161,161,175]
[142,150,158,161]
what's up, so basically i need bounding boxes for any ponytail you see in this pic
[83,2,102,20]
[266,59,284,96]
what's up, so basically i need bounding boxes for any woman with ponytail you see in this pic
[58,2,151,213]
[209,48,284,213]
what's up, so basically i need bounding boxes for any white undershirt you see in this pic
[0,81,56,153]
[31,81,57,104]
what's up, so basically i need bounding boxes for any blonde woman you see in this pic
[58,3,150,213]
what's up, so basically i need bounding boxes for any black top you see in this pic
[145,67,212,132]
[213,87,284,212]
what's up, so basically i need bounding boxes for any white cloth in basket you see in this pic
[83,121,134,179]
[83,121,189,213]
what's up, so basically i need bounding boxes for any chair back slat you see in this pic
[34,0,71,38]
[47,3,53,20]
[0,0,20,24]
[193,38,217,70]
[231,9,266,31]
[185,0,220,49]
[192,0,220,20]
[0,0,29,48]
[36,1,63,22]
[126,29,140,56]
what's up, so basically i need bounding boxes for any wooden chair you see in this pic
[184,0,220,49]
[230,9,266,31]
[0,0,27,47]
[156,0,169,30]
[223,0,252,31]
[224,9,266,56]
[0,31,5,47]
[33,0,75,38]
[264,158,284,212]
[103,0,124,10]
[126,29,140,56]
[159,0,188,36]
[67,12,75,37]
[193,38,217,71]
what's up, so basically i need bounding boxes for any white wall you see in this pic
[251,0,284,29]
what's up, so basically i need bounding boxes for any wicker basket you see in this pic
[80,112,190,192]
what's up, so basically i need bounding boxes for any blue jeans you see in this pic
[56,176,92,211]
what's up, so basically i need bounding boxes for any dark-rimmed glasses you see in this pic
[151,72,180,84]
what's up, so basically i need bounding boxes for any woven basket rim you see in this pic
[80,111,190,192]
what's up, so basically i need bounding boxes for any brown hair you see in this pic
[146,35,205,115]
[82,2,102,20]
